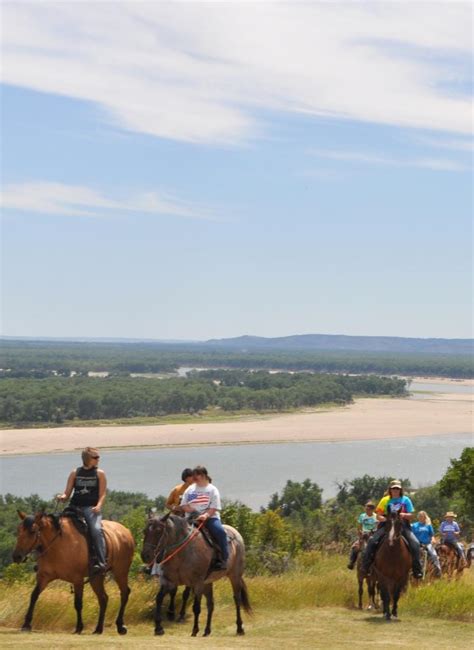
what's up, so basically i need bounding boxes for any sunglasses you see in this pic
[91,455,100,459]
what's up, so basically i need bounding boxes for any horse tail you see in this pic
[240,578,253,615]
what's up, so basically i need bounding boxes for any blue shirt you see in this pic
[440,520,460,542]
[412,521,434,545]
[376,494,414,515]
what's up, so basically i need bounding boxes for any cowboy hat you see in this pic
[389,480,402,489]
[444,511,457,518]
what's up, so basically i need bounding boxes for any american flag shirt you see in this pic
[181,484,221,519]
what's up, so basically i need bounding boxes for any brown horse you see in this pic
[356,532,378,610]
[141,512,252,636]
[12,511,134,634]
[437,542,465,579]
[373,510,412,620]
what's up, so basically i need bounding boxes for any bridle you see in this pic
[20,516,62,561]
[144,514,205,568]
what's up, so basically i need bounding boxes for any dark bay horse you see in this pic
[13,511,134,634]
[373,510,412,620]
[141,513,252,636]
[356,532,378,610]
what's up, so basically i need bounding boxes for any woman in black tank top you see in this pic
[57,447,108,571]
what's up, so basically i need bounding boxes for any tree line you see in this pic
[1,340,472,378]
[0,371,407,425]
[2,448,472,579]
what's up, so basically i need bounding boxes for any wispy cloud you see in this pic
[415,136,474,153]
[2,3,472,145]
[309,149,468,172]
[1,182,218,220]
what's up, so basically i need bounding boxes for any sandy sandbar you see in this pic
[0,392,472,456]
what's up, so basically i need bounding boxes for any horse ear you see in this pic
[17,510,26,520]
[34,511,45,525]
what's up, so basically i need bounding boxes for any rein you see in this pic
[148,519,206,568]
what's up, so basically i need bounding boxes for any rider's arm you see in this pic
[165,487,178,510]
[93,470,107,512]
[57,470,76,501]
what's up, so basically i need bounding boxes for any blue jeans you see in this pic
[205,517,229,561]
[82,507,106,565]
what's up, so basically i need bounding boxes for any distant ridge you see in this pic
[1,333,472,355]
[204,334,473,355]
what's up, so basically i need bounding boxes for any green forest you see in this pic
[0,370,406,425]
[1,340,472,378]
[2,448,472,580]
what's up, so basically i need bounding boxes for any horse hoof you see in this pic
[117,626,128,635]
[93,629,103,635]
[237,629,245,636]
[191,631,198,637]
[154,629,165,636]
[167,613,175,621]
[21,626,32,633]
[74,629,83,635]
[203,631,211,637]
[178,616,186,624]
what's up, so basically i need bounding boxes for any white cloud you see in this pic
[309,149,468,172]
[1,2,472,144]
[1,182,217,220]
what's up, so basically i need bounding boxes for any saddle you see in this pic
[60,506,105,573]
[192,521,234,563]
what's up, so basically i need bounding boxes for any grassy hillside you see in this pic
[1,558,472,648]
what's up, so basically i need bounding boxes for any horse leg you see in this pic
[203,584,214,637]
[154,584,168,636]
[191,591,202,637]
[167,587,177,621]
[89,575,109,634]
[367,578,376,610]
[391,585,402,619]
[178,586,191,623]
[73,581,84,634]
[380,585,391,621]
[229,576,246,635]
[357,577,363,610]
[114,572,131,635]
[21,575,50,631]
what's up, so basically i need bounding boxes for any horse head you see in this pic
[12,511,46,562]
[141,511,176,564]
[386,504,403,547]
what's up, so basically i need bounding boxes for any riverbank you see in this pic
[1,389,471,456]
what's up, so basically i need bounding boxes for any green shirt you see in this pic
[358,512,377,533]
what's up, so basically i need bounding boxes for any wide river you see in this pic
[0,382,471,509]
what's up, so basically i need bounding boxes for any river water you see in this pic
[0,382,471,509]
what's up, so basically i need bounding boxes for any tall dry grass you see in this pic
[1,554,472,633]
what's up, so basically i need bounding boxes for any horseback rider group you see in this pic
[347,479,467,579]
[57,450,466,580]
[57,449,229,575]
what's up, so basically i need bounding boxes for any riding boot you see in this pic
[403,528,423,578]
[347,546,358,570]
[361,526,385,574]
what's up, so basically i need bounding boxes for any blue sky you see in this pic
[1,2,472,340]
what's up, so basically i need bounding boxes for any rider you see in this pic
[57,446,107,574]
[347,501,377,569]
[361,479,423,579]
[412,511,442,577]
[439,512,466,564]
[165,468,194,510]
[179,465,228,571]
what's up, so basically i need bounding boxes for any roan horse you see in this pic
[141,512,252,636]
[356,532,378,610]
[13,511,135,634]
[373,508,412,621]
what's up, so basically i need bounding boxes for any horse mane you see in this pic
[23,515,36,531]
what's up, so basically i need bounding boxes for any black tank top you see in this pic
[70,466,99,507]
